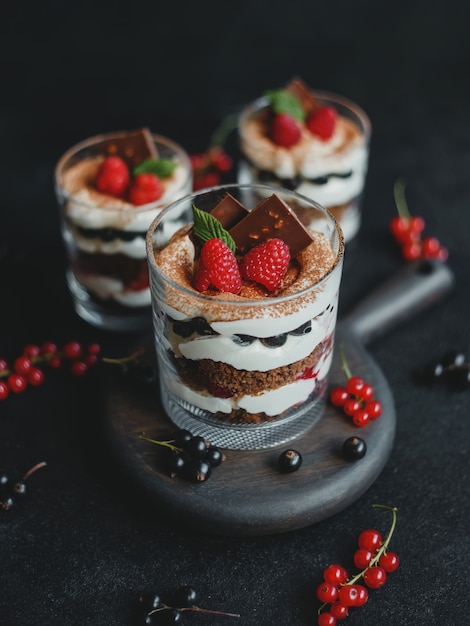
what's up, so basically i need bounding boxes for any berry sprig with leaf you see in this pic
[265,88,338,148]
[316,504,399,626]
[191,205,291,294]
[329,346,382,427]
[96,155,178,205]
[389,179,448,262]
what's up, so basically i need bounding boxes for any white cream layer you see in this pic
[75,272,151,307]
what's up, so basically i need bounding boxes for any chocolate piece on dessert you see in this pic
[209,193,250,230]
[101,127,158,168]
[229,193,314,257]
[285,77,319,115]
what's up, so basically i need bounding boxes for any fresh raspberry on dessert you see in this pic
[239,238,290,291]
[195,238,242,294]
[95,156,130,197]
[128,173,163,205]
[307,105,338,140]
[270,113,302,147]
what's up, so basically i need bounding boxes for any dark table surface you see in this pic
[1,2,469,625]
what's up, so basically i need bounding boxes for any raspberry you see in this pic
[128,173,163,205]
[239,238,290,291]
[95,156,130,197]
[270,113,301,147]
[307,105,338,140]
[194,238,241,294]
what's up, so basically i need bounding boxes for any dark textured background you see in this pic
[1,2,469,625]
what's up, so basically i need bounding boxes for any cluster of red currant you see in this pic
[0,341,101,400]
[191,145,234,191]
[139,584,240,624]
[390,178,448,262]
[329,348,383,428]
[317,504,399,626]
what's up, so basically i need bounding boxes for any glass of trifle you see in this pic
[54,128,192,331]
[238,77,371,243]
[146,183,344,450]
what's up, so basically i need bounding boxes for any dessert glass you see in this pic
[54,131,192,332]
[146,183,344,450]
[238,90,371,243]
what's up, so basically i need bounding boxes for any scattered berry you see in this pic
[0,461,47,511]
[239,238,290,291]
[129,173,163,205]
[270,112,302,147]
[278,449,303,473]
[307,105,338,140]
[95,156,130,197]
[317,505,399,625]
[195,238,241,294]
[415,350,470,390]
[342,436,367,461]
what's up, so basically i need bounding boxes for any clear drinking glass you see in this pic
[238,90,371,243]
[54,131,192,332]
[146,183,344,450]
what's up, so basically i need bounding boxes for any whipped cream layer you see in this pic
[75,272,151,307]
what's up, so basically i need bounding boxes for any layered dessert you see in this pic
[149,190,343,428]
[55,128,192,329]
[238,77,371,242]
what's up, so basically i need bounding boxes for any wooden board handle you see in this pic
[340,260,454,344]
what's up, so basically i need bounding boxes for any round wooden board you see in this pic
[103,325,396,537]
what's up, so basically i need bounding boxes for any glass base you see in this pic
[160,385,326,450]
[66,270,152,332]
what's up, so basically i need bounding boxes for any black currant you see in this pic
[441,350,466,368]
[166,452,186,478]
[128,362,158,384]
[172,429,193,447]
[342,436,367,461]
[183,436,208,459]
[140,592,163,613]
[205,445,224,467]
[173,584,198,607]
[278,449,302,473]
[159,608,182,624]
[1,496,15,510]
[186,459,212,482]
[0,471,10,489]
[231,334,255,346]
[261,334,287,348]
[416,361,445,384]
[289,321,312,336]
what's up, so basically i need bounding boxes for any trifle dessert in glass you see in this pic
[55,128,192,331]
[147,184,344,449]
[238,77,371,242]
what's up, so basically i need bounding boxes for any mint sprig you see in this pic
[192,204,236,253]
[265,89,306,121]
[133,158,177,178]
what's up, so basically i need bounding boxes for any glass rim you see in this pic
[54,130,193,213]
[238,89,372,142]
[146,182,345,308]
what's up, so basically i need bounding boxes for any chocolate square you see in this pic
[285,77,319,115]
[101,127,158,168]
[229,193,314,257]
[210,193,250,230]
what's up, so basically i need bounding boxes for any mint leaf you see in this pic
[192,204,236,253]
[133,158,177,178]
[265,89,306,121]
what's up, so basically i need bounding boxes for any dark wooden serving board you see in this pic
[103,260,454,536]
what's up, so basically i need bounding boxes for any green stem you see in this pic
[209,113,240,148]
[139,435,180,454]
[393,178,411,220]
[101,348,145,369]
[149,604,240,618]
[339,344,352,379]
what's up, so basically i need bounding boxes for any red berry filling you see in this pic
[307,105,338,140]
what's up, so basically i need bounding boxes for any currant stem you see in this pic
[393,178,411,220]
[209,113,239,148]
[149,604,240,618]
[22,461,47,481]
[339,344,352,380]
[101,348,145,369]
[139,435,181,453]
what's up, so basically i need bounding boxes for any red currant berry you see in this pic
[318,612,336,626]
[27,367,45,387]
[63,341,82,359]
[48,357,62,369]
[87,343,101,356]
[346,375,365,395]
[338,585,359,607]
[343,398,361,416]
[330,601,348,620]
[365,399,382,419]
[0,381,9,400]
[70,361,88,377]
[402,240,422,261]
[389,215,409,242]
[189,153,207,171]
[209,147,233,173]
[354,548,373,569]
[352,584,368,606]
[379,551,400,572]
[330,386,349,406]
[23,344,40,357]
[323,564,349,586]
[85,354,98,368]
[409,215,425,235]
[356,383,374,401]
[437,246,449,262]
[364,565,387,589]
[41,341,58,355]
[8,374,27,393]
[14,356,32,375]
[358,528,383,551]
[0,358,8,372]
[421,236,441,259]
[352,408,370,428]
[316,582,338,603]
